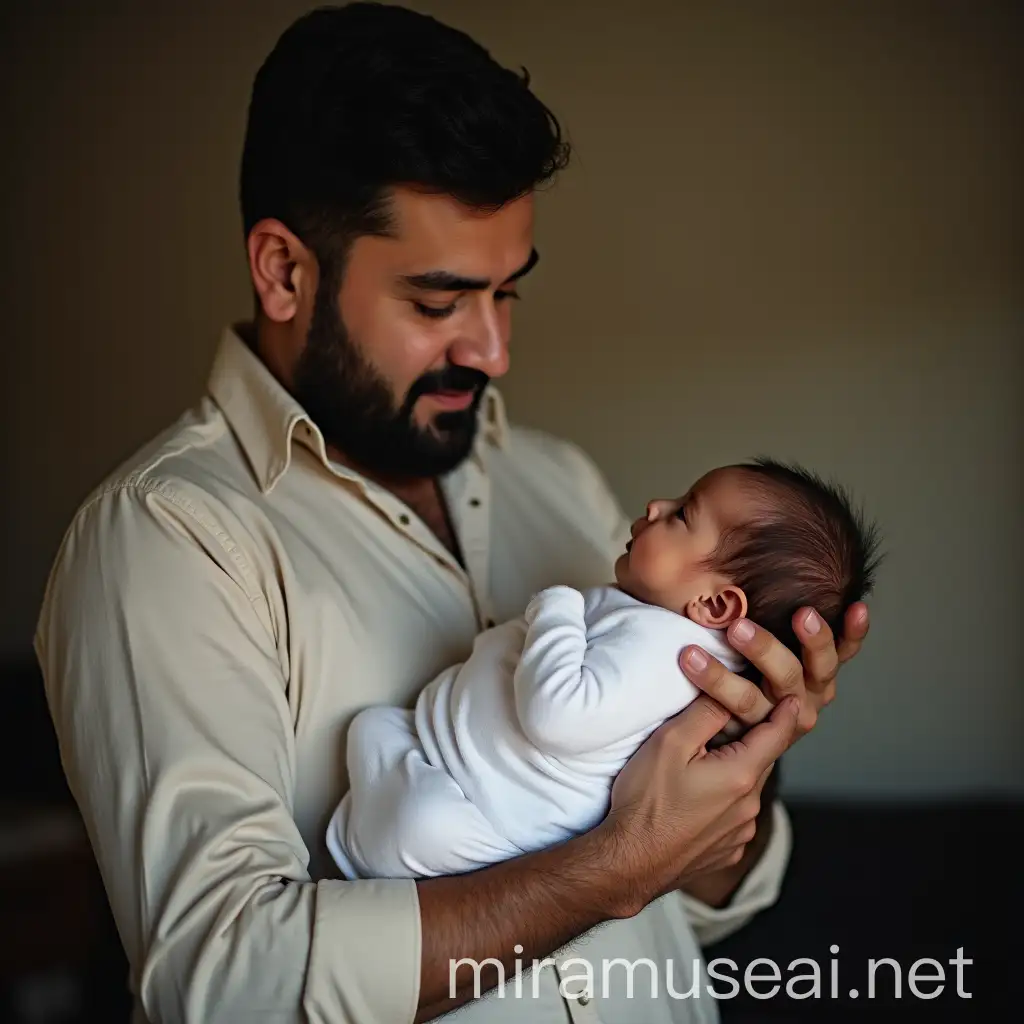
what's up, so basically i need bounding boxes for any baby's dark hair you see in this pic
[705,457,883,656]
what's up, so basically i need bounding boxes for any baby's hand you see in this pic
[524,585,584,618]
[533,584,582,601]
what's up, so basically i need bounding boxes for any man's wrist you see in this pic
[582,817,655,920]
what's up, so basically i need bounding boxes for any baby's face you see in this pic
[614,467,756,623]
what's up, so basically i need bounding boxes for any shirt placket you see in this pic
[440,455,495,630]
[551,959,604,1023]
[320,450,494,630]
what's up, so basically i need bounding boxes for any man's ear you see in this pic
[246,218,314,323]
[686,585,747,629]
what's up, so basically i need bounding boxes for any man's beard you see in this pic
[292,279,489,479]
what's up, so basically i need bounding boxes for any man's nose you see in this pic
[447,302,510,379]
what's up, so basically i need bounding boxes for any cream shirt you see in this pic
[34,326,792,1024]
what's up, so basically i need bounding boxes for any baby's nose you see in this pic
[646,499,675,521]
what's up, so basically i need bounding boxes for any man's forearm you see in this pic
[415,823,630,1020]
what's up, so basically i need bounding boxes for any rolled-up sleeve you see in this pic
[679,800,793,948]
[34,480,421,1024]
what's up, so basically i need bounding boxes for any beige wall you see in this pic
[2,1,1021,799]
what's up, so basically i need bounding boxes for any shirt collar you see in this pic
[479,384,509,453]
[207,324,509,494]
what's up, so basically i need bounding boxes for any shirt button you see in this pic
[578,993,591,1005]
[469,497,481,507]
[398,514,410,526]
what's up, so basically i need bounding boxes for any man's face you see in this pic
[292,187,535,479]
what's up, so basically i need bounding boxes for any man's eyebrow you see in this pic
[504,247,539,284]
[400,248,539,293]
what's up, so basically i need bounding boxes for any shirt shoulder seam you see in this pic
[81,475,264,604]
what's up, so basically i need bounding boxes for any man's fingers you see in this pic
[792,607,840,695]
[726,618,809,703]
[683,813,761,879]
[734,696,800,777]
[720,818,758,849]
[681,848,735,878]
[660,695,733,758]
[686,838,748,876]
[681,646,775,725]
[837,602,870,664]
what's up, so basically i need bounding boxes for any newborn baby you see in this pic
[326,457,880,880]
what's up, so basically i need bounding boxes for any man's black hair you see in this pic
[239,2,569,278]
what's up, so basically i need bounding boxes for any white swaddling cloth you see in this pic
[327,584,745,879]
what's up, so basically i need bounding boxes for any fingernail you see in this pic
[804,610,821,635]
[732,619,755,644]
[685,648,708,672]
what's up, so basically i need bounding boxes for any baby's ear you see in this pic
[686,585,748,629]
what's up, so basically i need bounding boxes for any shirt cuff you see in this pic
[680,800,793,948]
[304,877,421,1024]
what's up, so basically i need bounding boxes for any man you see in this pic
[35,5,868,1022]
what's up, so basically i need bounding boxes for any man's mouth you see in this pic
[425,390,476,411]
[625,539,633,554]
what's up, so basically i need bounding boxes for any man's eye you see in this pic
[675,505,687,524]
[495,289,521,303]
[414,302,457,320]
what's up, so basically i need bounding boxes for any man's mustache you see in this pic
[406,366,490,404]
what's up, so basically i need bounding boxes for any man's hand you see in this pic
[414,694,800,1018]
[680,602,870,742]
[672,602,870,906]
[598,693,800,917]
